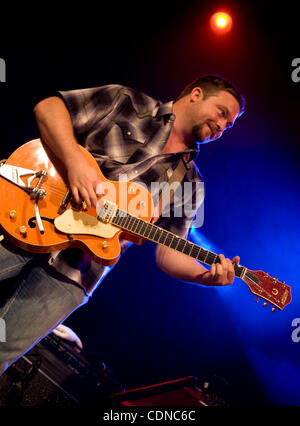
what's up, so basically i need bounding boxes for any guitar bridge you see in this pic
[57,189,72,214]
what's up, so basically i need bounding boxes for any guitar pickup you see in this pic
[97,200,118,224]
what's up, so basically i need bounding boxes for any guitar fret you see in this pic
[121,214,129,228]
[126,215,134,230]
[134,219,144,234]
[144,223,152,238]
[197,248,207,263]
[170,236,179,250]
[139,221,148,236]
[148,224,156,240]
[190,245,199,259]
[132,216,141,233]
[176,238,186,253]
[128,216,137,232]
[119,214,128,228]
[115,214,124,227]
[113,215,120,226]
[158,231,168,245]
[208,253,218,265]
[152,227,161,242]
[197,248,207,262]
[204,250,209,263]
[165,233,173,248]
[183,242,193,256]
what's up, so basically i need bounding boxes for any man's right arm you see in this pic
[34,96,100,208]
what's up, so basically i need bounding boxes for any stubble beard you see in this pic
[191,122,210,143]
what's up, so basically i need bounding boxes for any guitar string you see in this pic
[36,185,103,207]
[39,183,68,196]
[39,183,103,199]
[38,185,67,200]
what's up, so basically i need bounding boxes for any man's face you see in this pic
[189,89,240,144]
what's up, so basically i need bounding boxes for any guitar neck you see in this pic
[112,208,247,279]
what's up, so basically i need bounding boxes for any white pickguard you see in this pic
[54,208,120,238]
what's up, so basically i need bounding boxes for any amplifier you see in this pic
[0,332,122,406]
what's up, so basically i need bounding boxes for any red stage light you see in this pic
[210,12,232,33]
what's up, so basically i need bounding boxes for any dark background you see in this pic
[0,0,299,406]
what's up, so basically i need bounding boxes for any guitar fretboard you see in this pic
[112,209,246,278]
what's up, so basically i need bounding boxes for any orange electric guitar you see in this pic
[0,139,292,311]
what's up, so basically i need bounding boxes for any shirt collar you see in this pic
[153,100,199,161]
[153,100,174,118]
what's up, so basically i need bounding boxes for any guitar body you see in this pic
[0,139,153,265]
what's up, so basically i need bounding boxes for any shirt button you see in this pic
[127,131,131,136]
[169,114,176,121]
[135,170,138,174]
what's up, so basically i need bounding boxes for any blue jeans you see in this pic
[0,238,89,375]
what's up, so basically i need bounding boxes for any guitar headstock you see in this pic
[242,269,292,311]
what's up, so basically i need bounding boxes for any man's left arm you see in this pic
[156,242,240,286]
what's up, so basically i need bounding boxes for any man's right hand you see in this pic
[66,152,102,209]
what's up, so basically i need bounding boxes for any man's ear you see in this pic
[190,87,204,103]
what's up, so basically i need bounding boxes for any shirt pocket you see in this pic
[103,121,147,164]
[115,121,147,144]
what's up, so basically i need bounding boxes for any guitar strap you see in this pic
[151,155,190,224]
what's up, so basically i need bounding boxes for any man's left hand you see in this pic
[202,254,240,286]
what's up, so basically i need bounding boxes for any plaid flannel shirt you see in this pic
[48,84,204,295]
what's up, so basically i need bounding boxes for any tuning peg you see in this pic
[263,302,267,307]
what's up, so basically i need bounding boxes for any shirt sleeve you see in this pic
[56,84,125,136]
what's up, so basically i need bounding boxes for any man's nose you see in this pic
[216,120,227,133]
[216,123,224,135]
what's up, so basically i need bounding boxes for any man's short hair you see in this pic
[177,74,246,117]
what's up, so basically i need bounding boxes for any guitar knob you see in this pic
[255,297,259,303]
[19,226,27,237]
[263,302,267,307]
[271,307,276,312]
[9,210,17,219]
[102,241,109,249]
